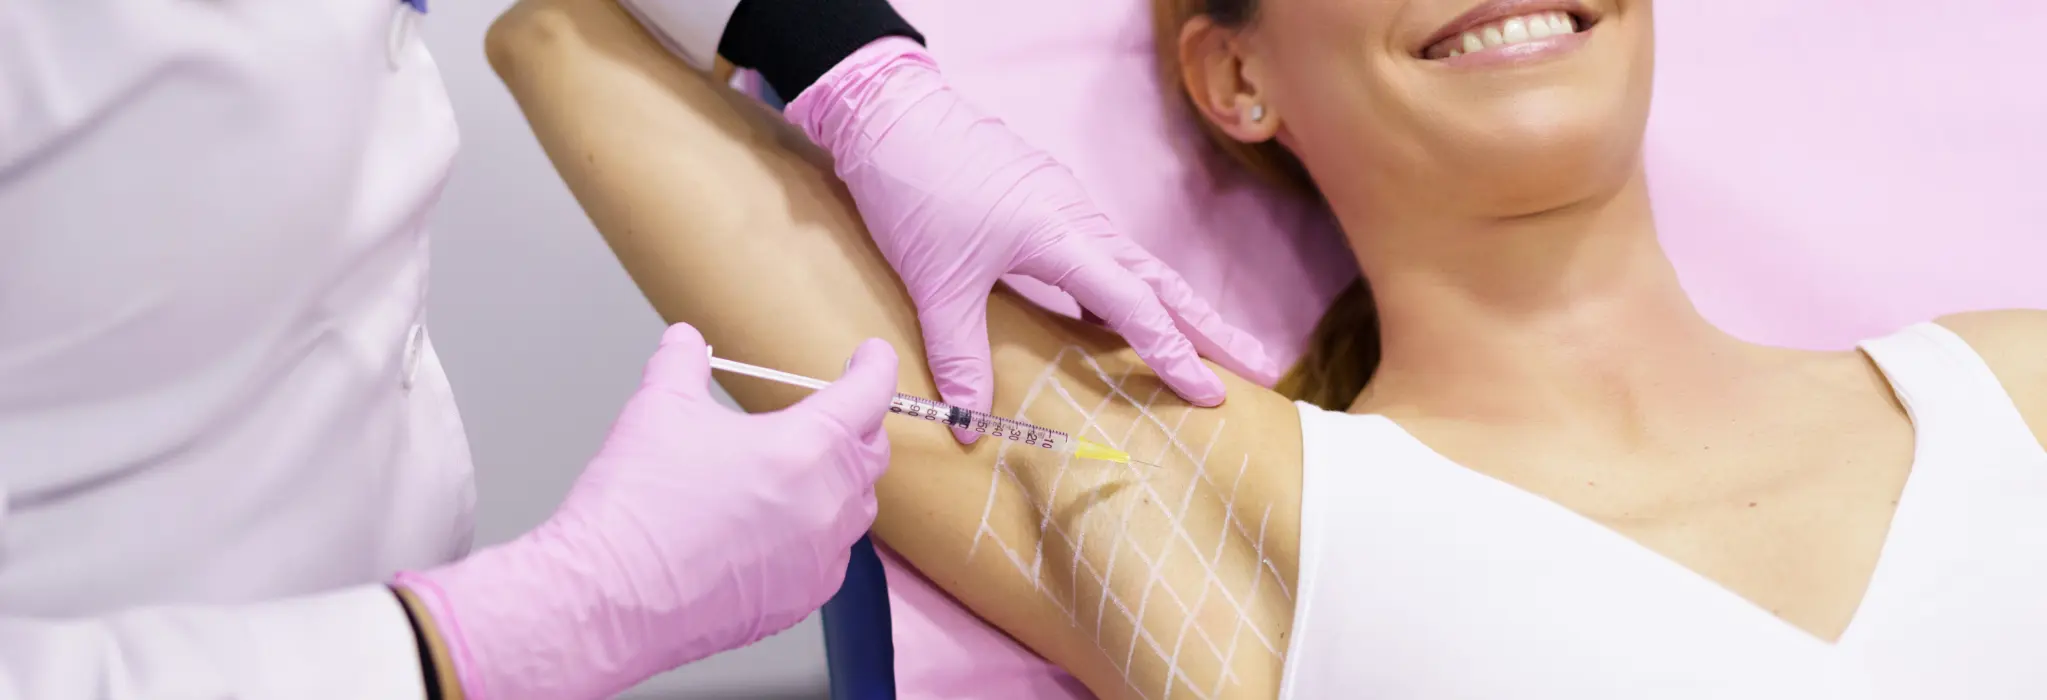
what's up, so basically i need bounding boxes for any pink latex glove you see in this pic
[785,37,1280,442]
[394,323,898,700]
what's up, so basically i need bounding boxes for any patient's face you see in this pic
[1237,0,1655,218]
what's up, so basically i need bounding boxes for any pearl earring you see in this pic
[1248,104,1266,122]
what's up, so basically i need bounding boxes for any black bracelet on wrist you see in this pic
[719,0,927,101]
[390,586,448,700]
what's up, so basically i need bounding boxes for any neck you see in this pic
[1337,166,1761,427]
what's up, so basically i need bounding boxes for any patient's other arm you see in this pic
[484,1,1303,697]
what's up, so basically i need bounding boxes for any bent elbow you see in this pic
[483,0,573,82]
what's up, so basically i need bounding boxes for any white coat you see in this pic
[0,0,729,697]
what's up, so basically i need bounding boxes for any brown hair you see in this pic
[1152,0,1380,411]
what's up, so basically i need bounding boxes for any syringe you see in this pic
[706,350,1150,467]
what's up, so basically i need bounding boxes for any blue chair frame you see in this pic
[821,534,898,699]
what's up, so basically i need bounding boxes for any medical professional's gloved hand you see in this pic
[394,323,898,700]
[785,37,1279,442]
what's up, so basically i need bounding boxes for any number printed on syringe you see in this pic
[888,394,1064,452]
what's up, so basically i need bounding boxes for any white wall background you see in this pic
[418,3,830,698]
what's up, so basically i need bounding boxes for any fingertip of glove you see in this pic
[854,337,898,362]
[1166,362,1228,407]
[659,322,706,349]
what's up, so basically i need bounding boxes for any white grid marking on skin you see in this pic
[1208,502,1275,699]
[1058,356,1280,657]
[967,353,1074,562]
[1048,368,1146,593]
[964,347,1292,697]
[1164,455,1252,699]
[1113,426,1207,696]
[987,452,1200,696]
[1118,407,1198,675]
[1073,353,1295,602]
[1069,382,1241,676]
[1090,385,1165,635]
[971,376,1199,695]
[973,495,1156,698]
[1068,382,1156,610]
[1031,366,1146,585]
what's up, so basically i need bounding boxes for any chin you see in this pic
[1431,85,1650,215]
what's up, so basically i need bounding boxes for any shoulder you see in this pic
[1935,309,2047,379]
[1934,309,2047,443]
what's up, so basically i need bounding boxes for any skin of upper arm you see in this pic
[485,2,1304,697]
[1935,309,2047,450]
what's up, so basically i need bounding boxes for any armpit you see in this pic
[907,337,1302,700]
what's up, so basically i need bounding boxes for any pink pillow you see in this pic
[1649,1,2047,346]
[872,1,2046,697]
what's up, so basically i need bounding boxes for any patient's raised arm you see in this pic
[484,1,1303,696]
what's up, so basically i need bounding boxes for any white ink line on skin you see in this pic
[1069,380,1156,621]
[967,475,1004,561]
[1107,420,1207,696]
[1118,472,1281,657]
[1102,493,1250,681]
[1122,450,1279,657]
[974,347,1283,694]
[1074,353,1295,602]
[969,348,1075,561]
[1034,365,1131,586]
[1163,454,1253,698]
[1071,370,1239,668]
[1208,512,1264,700]
[969,396,1167,695]
[1120,407,1198,676]
[977,525,1072,616]
[1046,374,1265,671]
[979,465,1167,700]
[975,395,1225,684]
[1155,460,1227,699]
[1093,384,1166,638]
[1050,383,1281,658]
[1210,502,1281,698]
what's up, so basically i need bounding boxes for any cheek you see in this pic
[1261,44,1413,185]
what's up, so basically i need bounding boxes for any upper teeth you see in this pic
[1430,11,1578,59]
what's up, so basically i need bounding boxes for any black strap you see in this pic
[718,0,926,101]
[390,586,448,700]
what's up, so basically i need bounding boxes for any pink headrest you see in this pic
[1649,2,2047,347]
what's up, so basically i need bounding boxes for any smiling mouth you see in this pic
[1422,10,1594,60]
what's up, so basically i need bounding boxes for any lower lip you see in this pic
[1429,28,1592,69]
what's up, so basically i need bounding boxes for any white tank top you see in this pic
[1281,323,2047,699]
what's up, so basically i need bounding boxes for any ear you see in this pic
[1177,16,1280,144]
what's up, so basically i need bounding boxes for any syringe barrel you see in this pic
[887,394,1073,454]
